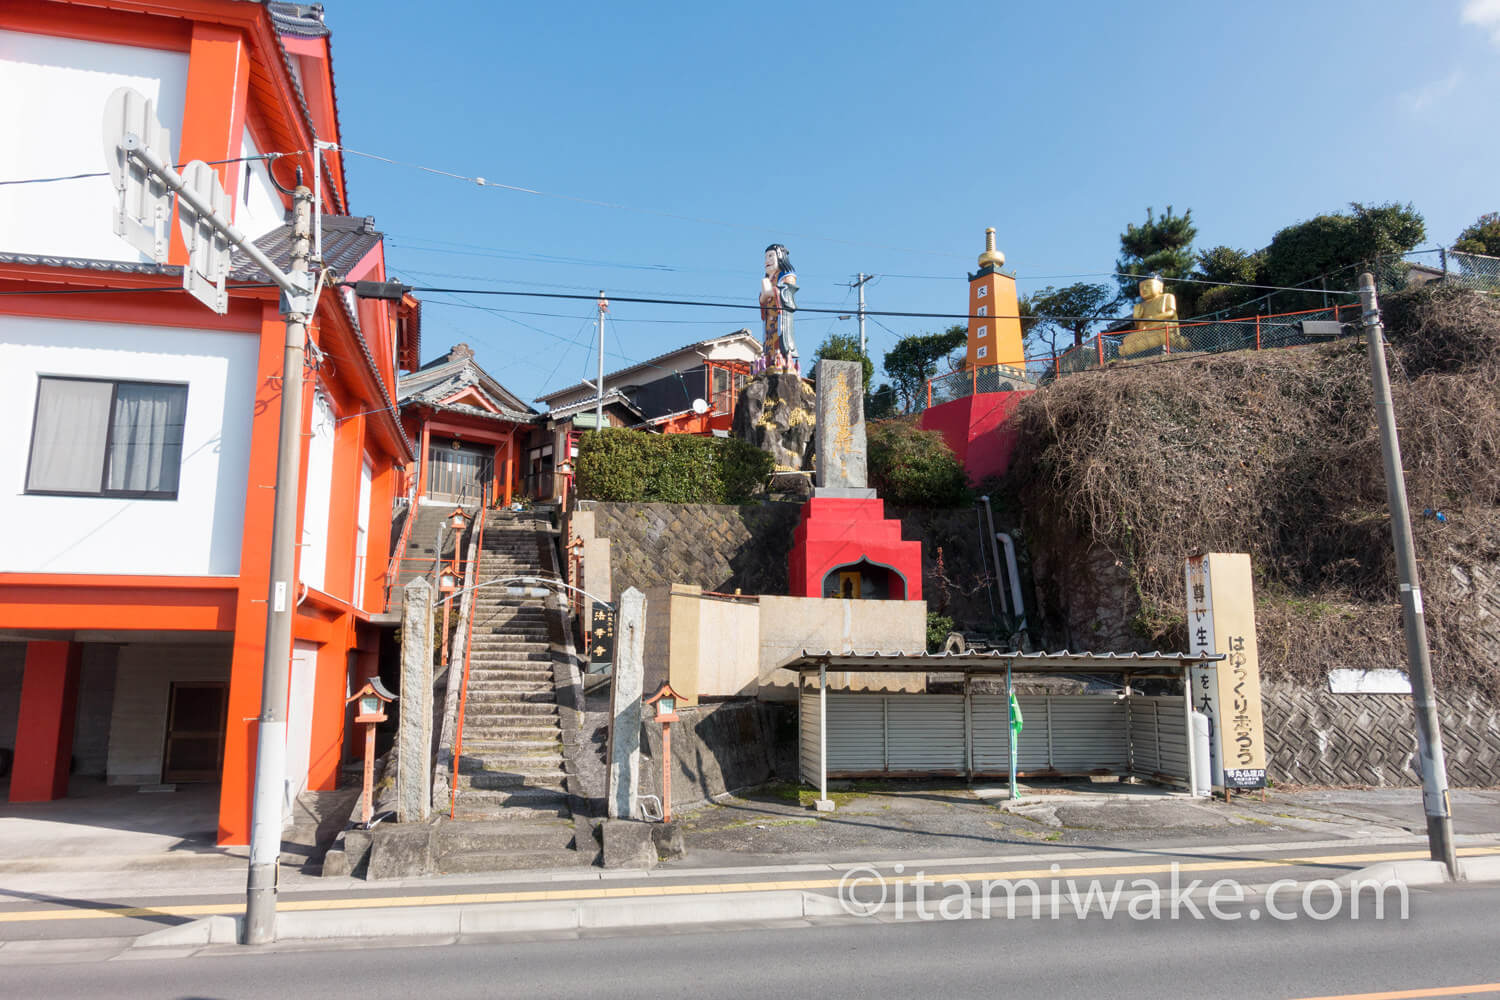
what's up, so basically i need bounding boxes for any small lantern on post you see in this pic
[346,677,396,828]
[644,682,683,823]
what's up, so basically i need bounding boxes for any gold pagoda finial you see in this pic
[977,227,1005,270]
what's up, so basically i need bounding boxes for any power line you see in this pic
[335,144,967,259]
[402,283,1359,324]
[0,151,295,187]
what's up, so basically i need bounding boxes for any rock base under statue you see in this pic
[788,497,923,601]
[733,372,815,495]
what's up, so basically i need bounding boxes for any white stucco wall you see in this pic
[235,129,284,241]
[106,642,230,785]
[0,30,189,262]
[0,315,258,575]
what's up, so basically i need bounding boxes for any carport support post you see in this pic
[964,675,974,780]
[814,664,834,812]
[1182,664,1199,798]
[1006,661,1019,801]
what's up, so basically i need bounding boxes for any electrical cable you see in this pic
[335,144,967,259]
[0,151,296,187]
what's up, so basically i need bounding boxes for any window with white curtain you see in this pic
[25,377,188,498]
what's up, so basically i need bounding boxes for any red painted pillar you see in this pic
[9,641,83,802]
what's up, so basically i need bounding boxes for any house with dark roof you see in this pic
[397,344,536,507]
[0,0,419,847]
[526,329,761,499]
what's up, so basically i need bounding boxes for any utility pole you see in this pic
[1359,272,1458,877]
[245,183,315,943]
[106,86,319,944]
[595,290,607,431]
[850,273,874,357]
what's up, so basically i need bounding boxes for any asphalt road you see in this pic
[6,882,1500,1000]
[1,838,1484,942]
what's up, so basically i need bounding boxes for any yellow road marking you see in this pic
[2,845,1495,925]
[1291,984,1500,999]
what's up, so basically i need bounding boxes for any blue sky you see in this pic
[327,1,1500,403]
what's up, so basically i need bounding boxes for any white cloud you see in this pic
[1399,69,1462,112]
[1463,0,1500,47]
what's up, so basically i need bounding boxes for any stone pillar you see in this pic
[813,359,873,497]
[398,578,434,823]
[607,587,646,819]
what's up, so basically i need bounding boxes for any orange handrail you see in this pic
[448,496,489,820]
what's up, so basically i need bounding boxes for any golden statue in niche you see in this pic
[1120,274,1189,358]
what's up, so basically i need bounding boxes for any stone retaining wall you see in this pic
[1263,679,1500,787]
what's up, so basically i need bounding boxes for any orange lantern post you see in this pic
[644,682,683,823]
[346,678,396,827]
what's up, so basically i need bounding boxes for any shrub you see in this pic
[867,419,971,507]
[926,612,955,652]
[575,428,773,504]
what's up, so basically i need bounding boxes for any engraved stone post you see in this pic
[397,578,434,823]
[607,587,646,819]
[814,358,873,497]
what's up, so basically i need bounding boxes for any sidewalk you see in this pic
[4,780,1498,957]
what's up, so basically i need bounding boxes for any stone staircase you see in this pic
[441,512,589,873]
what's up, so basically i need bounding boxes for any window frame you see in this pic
[24,375,189,501]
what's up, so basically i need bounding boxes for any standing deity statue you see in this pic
[758,243,799,374]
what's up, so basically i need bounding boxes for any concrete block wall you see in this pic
[106,643,232,785]
[72,645,118,777]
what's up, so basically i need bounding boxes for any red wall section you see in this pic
[919,390,1029,484]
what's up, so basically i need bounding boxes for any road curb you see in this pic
[130,890,822,948]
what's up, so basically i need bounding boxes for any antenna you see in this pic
[176,160,232,314]
[102,87,172,263]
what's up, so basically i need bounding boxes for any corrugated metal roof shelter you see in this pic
[787,649,1223,811]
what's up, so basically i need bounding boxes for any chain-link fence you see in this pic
[914,247,1497,412]
[926,362,1034,408]
[1448,249,1500,293]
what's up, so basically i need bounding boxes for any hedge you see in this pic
[575,428,773,504]
[867,419,971,507]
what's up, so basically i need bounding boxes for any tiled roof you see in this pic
[266,2,330,38]
[259,2,346,213]
[230,213,381,281]
[0,251,179,276]
[333,285,413,458]
[398,351,535,418]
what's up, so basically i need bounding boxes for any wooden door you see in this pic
[161,682,227,783]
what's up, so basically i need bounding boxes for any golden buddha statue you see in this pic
[1120,275,1189,358]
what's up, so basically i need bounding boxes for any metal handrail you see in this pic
[448,489,489,820]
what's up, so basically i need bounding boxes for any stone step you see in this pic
[460,691,558,707]
[465,678,553,693]
[472,711,560,727]
[456,722,560,743]
[461,690,556,709]
[434,848,590,874]
[432,817,575,852]
[466,649,550,660]
[454,788,570,818]
[462,700,557,717]
[457,771,567,792]
[466,673,554,687]
[458,730,563,749]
